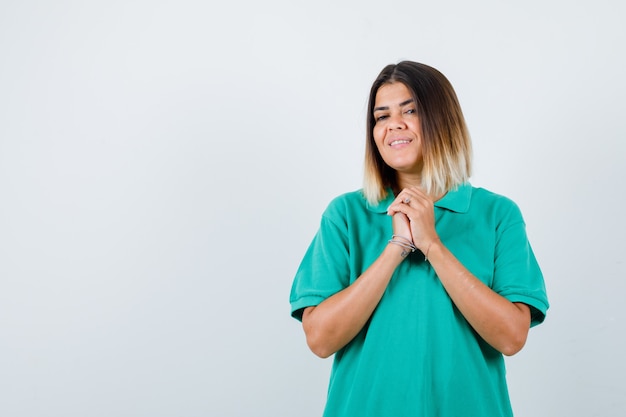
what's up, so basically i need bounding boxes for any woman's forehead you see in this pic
[374,83,414,108]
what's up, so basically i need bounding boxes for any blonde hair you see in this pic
[363,61,472,204]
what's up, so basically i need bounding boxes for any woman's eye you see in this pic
[405,108,416,114]
[375,115,388,122]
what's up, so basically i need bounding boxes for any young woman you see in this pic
[290,61,549,417]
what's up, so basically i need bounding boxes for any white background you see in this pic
[1,1,624,416]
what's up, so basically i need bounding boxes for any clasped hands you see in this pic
[387,186,440,255]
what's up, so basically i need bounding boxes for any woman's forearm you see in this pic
[302,243,406,358]
[426,241,531,356]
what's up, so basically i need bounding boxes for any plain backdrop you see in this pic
[1,1,624,416]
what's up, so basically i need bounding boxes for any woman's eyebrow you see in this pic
[373,98,415,112]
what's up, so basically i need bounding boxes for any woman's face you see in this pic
[372,82,423,175]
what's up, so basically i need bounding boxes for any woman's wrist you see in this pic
[422,238,442,262]
[387,234,416,260]
[385,240,413,261]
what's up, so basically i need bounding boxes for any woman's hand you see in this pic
[391,211,412,242]
[387,186,439,253]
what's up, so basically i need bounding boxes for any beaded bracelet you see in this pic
[389,235,438,262]
[391,235,414,247]
[388,235,417,258]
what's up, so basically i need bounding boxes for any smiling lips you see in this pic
[389,139,412,146]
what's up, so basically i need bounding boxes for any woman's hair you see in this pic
[363,61,472,204]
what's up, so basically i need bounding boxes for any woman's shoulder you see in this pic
[471,186,516,204]
[324,189,369,215]
[312,190,369,233]
[329,189,367,204]
[469,185,525,223]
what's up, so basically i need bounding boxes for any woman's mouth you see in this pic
[390,139,411,146]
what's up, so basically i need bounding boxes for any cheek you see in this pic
[409,121,423,138]
[372,126,385,147]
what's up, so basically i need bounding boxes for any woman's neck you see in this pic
[396,172,421,191]
[396,173,446,202]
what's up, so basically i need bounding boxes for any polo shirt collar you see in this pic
[366,182,472,214]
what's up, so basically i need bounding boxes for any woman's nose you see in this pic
[388,114,406,129]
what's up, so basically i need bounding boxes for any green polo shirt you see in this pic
[290,183,548,417]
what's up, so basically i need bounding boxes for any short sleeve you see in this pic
[492,201,549,327]
[289,209,351,321]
